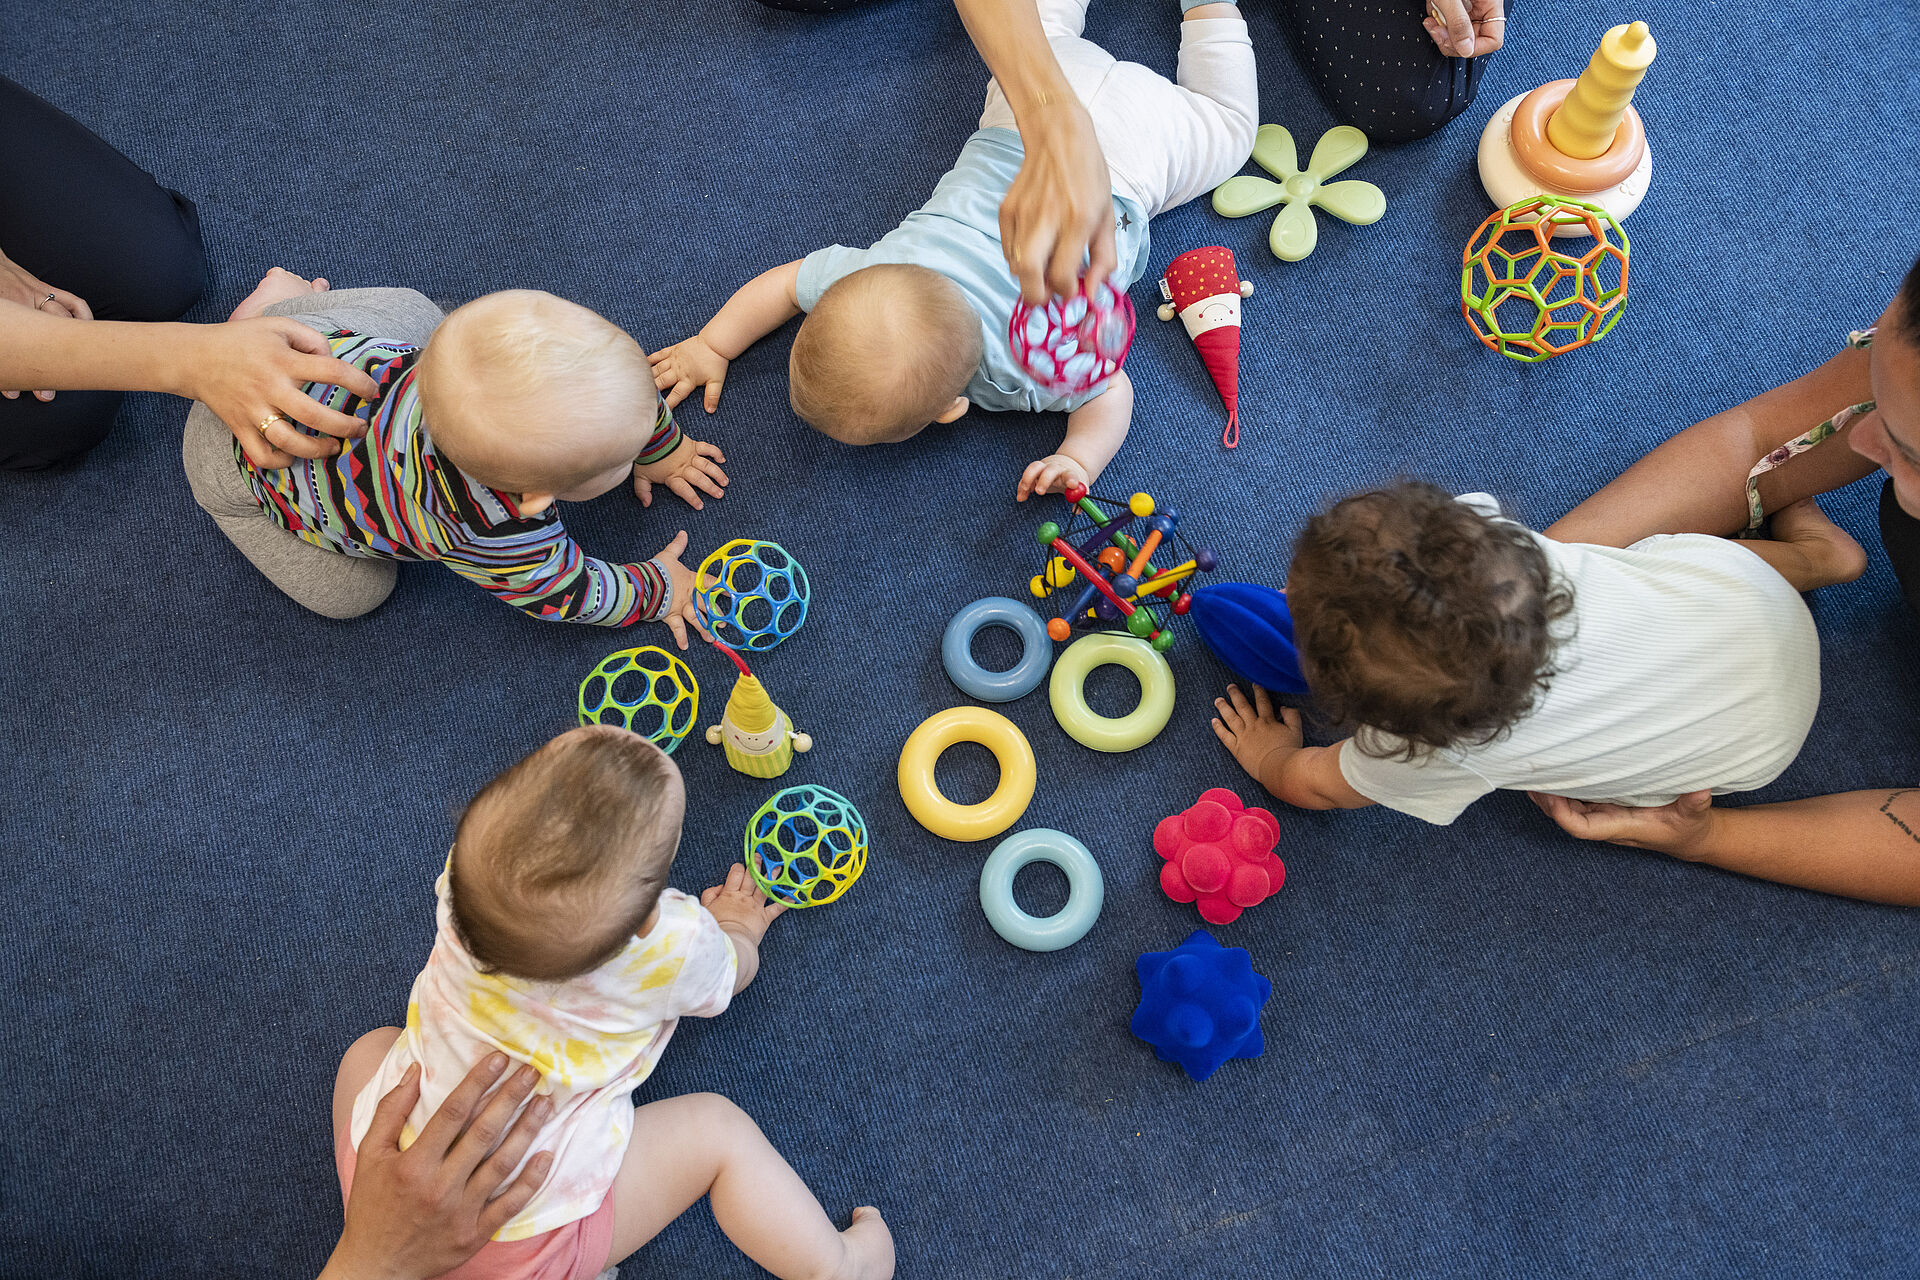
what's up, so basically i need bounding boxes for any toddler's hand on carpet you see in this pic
[634,435,729,510]
[651,530,712,650]
[701,862,787,942]
[1017,453,1088,501]
[1529,790,1716,858]
[1212,684,1303,785]
[184,318,382,468]
[649,335,729,413]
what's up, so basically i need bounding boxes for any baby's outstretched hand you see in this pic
[1211,684,1303,783]
[650,530,712,651]
[649,336,729,413]
[701,863,787,944]
[1017,453,1089,502]
[634,435,729,511]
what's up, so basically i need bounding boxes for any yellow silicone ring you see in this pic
[1048,633,1176,753]
[897,706,1037,842]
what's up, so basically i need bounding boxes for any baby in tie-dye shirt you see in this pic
[332,726,894,1280]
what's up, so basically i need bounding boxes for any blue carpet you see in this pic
[4,1,1918,1276]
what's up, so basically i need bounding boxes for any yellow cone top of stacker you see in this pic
[1547,22,1657,161]
[724,673,777,735]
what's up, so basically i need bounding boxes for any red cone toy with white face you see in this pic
[1157,246,1254,447]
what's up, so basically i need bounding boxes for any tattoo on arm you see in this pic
[1878,789,1920,844]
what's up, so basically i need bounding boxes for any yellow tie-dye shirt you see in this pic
[347,869,738,1240]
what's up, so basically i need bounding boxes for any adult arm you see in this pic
[1531,788,1920,907]
[318,1056,555,1280]
[1546,343,1880,547]
[954,0,1116,302]
[0,301,382,466]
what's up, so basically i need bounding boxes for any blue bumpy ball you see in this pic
[1131,929,1271,1081]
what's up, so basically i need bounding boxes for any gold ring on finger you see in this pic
[257,413,286,436]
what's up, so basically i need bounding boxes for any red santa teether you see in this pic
[1157,247,1254,448]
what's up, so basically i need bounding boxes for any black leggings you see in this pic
[0,75,206,470]
[1882,478,1920,618]
[742,0,1504,143]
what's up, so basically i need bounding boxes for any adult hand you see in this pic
[1422,0,1506,58]
[1528,789,1714,858]
[999,98,1117,304]
[320,1055,554,1280]
[180,318,383,468]
[1,249,93,402]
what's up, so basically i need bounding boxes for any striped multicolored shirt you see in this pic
[236,331,683,626]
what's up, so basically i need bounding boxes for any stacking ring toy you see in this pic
[1049,632,1176,753]
[897,707,1036,842]
[941,597,1052,703]
[979,828,1104,952]
[1008,282,1136,397]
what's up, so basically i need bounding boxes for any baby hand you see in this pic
[1017,453,1089,502]
[634,435,729,511]
[650,530,712,650]
[701,863,787,943]
[649,336,729,413]
[1211,684,1304,785]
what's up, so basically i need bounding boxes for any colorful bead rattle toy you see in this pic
[577,646,700,754]
[1031,485,1218,653]
[1461,195,1629,362]
[1008,282,1135,397]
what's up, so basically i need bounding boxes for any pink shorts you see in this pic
[335,1128,615,1280]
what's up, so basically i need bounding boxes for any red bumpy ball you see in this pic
[1152,787,1285,924]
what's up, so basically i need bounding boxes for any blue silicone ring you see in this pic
[941,597,1053,703]
[979,828,1105,952]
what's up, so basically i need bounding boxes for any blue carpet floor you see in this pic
[4,1,1918,1276]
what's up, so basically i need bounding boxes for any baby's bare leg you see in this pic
[332,1027,404,1150]
[1732,497,1869,592]
[602,1093,893,1280]
[230,267,330,322]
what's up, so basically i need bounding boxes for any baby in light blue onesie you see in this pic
[651,0,1256,500]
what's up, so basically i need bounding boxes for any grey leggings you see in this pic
[182,287,445,619]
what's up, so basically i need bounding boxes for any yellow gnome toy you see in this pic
[706,641,811,779]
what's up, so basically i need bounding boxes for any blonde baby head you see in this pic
[416,290,656,507]
[789,264,980,444]
[449,724,685,981]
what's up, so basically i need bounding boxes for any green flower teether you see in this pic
[1212,124,1387,262]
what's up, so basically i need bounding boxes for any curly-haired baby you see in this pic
[1212,481,1822,828]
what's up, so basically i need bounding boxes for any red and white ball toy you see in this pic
[1008,281,1136,397]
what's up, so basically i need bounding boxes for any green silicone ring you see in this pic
[1048,632,1176,753]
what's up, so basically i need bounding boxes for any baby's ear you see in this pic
[934,396,969,424]
[517,492,557,515]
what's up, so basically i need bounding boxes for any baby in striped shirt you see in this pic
[182,270,727,640]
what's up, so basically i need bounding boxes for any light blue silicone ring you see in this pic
[941,597,1053,703]
[979,828,1105,952]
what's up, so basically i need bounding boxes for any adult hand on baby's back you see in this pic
[1000,96,1118,303]
[634,435,729,511]
[183,318,382,469]
[322,1056,553,1280]
[1529,790,1714,858]
[702,862,787,943]
[649,336,729,413]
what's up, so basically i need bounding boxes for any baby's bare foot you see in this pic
[1770,498,1868,588]
[229,267,330,321]
[838,1206,894,1280]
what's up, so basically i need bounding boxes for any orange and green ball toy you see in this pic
[1461,195,1629,362]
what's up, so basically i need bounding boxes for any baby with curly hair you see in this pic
[1212,480,1823,828]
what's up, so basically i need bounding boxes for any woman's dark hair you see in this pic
[1288,480,1574,760]
[1894,250,1920,342]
